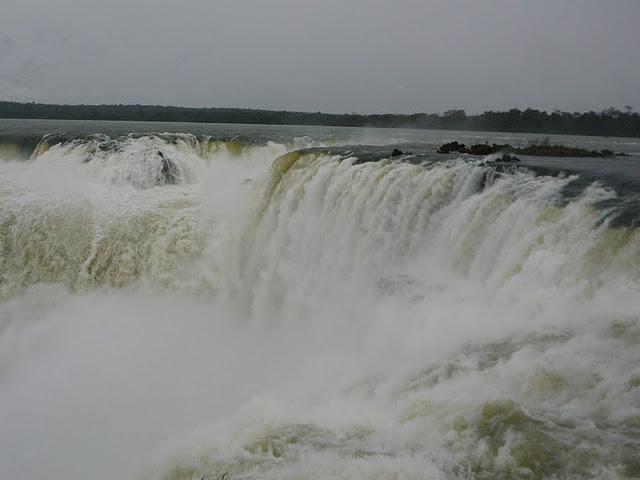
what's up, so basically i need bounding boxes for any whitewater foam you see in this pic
[0,131,639,480]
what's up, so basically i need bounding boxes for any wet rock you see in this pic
[495,154,520,163]
[375,274,443,303]
[158,151,179,185]
[468,144,496,156]
[437,141,466,154]
[518,144,614,157]
[438,141,618,158]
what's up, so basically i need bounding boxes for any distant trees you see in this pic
[0,101,638,137]
[465,108,640,137]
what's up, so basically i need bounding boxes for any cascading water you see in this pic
[0,125,639,480]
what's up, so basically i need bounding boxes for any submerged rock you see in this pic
[377,274,446,303]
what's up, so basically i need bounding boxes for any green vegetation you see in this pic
[1,101,639,137]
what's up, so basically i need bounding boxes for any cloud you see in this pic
[0,26,108,102]
[0,35,16,57]
[0,0,638,112]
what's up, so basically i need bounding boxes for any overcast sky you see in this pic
[1,0,638,114]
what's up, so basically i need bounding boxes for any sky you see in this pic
[0,0,638,114]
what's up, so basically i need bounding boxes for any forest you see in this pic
[1,101,638,137]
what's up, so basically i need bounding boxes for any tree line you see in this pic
[1,101,638,137]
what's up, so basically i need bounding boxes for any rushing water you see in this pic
[0,119,639,480]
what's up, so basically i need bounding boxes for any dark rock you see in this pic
[437,141,466,154]
[518,144,612,157]
[438,141,617,158]
[158,151,179,185]
[468,144,496,155]
[495,154,520,163]
[438,142,507,155]
[391,148,403,157]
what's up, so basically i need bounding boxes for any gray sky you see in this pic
[1,0,638,114]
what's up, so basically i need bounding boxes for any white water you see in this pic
[1,134,639,480]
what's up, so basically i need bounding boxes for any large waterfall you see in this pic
[1,127,639,480]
